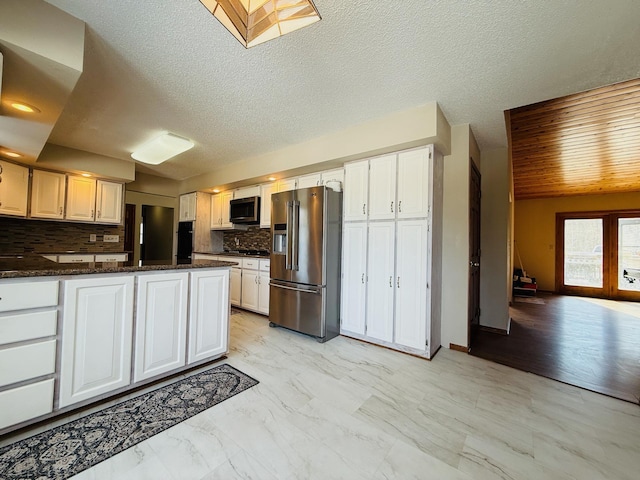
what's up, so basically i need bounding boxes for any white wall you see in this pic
[479,148,510,331]
[441,124,472,349]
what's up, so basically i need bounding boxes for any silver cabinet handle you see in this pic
[391,201,394,213]
[59,206,63,215]
[98,210,101,219]
[398,200,402,213]
[361,273,364,284]
[91,210,94,218]
[397,277,400,288]
[389,276,392,287]
[362,203,366,214]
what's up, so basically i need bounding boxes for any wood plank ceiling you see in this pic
[509,78,640,200]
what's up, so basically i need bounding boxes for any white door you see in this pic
[368,154,397,221]
[0,161,29,217]
[220,191,233,228]
[343,160,368,221]
[394,220,429,350]
[258,271,270,315]
[66,176,96,221]
[59,276,134,408]
[30,170,66,219]
[241,269,259,311]
[211,193,222,228]
[366,222,395,342]
[96,180,123,224]
[134,273,188,382]
[297,173,321,189]
[188,269,229,363]
[260,183,277,228]
[230,268,242,306]
[340,222,367,335]
[397,147,430,219]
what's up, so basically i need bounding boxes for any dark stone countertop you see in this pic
[0,255,237,280]
[194,251,270,259]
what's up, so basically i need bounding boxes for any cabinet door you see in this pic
[277,178,297,192]
[258,271,270,315]
[343,160,368,221]
[179,193,196,221]
[321,168,345,188]
[394,220,429,350]
[397,147,430,219]
[340,222,367,335]
[241,269,259,311]
[188,269,229,363]
[211,193,222,229]
[30,170,66,219]
[0,161,29,217]
[366,222,395,342]
[96,180,123,224]
[234,185,261,199]
[220,191,233,229]
[134,273,188,382]
[66,176,96,221]
[59,276,134,408]
[368,154,397,221]
[297,173,321,189]
[260,183,277,228]
[230,268,242,306]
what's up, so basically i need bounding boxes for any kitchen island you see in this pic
[0,257,236,434]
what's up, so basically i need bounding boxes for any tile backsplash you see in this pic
[223,227,270,252]
[0,217,125,254]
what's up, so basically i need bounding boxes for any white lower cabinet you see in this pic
[0,379,55,430]
[394,220,429,350]
[340,222,367,335]
[241,269,259,311]
[365,222,395,342]
[230,268,242,306]
[188,269,229,363]
[59,276,135,408]
[134,273,188,382]
[258,271,270,315]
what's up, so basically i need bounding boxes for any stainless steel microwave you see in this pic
[229,196,260,224]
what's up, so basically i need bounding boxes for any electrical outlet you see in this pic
[104,235,120,243]
[89,234,97,242]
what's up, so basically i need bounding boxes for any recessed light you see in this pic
[10,101,40,113]
[2,150,22,158]
[212,189,220,193]
[81,173,92,177]
[268,177,276,182]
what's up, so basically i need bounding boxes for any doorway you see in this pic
[468,162,481,349]
[140,205,174,266]
[556,210,640,300]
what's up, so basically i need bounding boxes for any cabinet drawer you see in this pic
[95,253,127,262]
[0,379,55,430]
[218,256,240,265]
[0,281,58,312]
[259,259,270,272]
[57,254,95,263]
[0,310,57,346]
[0,340,56,387]
[242,258,259,270]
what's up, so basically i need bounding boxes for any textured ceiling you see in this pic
[42,0,640,180]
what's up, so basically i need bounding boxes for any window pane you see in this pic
[564,219,603,287]
[618,218,640,292]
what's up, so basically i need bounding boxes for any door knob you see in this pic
[470,261,480,267]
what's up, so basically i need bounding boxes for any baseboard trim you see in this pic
[479,325,509,336]
[449,343,468,353]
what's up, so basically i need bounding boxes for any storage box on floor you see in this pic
[513,268,537,297]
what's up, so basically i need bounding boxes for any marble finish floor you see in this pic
[8,310,640,479]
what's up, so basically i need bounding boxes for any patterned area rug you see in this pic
[0,364,258,480]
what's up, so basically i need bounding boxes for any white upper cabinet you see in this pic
[210,191,233,230]
[277,177,297,192]
[0,161,29,217]
[397,147,431,219]
[297,173,322,189]
[260,183,277,228]
[368,154,397,221]
[343,160,369,221]
[30,170,66,219]
[221,191,233,229]
[65,175,96,222]
[179,193,196,221]
[234,185,260,199]
[95,180,123,224]
[320,168,345,187]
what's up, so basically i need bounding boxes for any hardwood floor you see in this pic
[471,293,640,404]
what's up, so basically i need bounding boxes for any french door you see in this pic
[557,211,640,300]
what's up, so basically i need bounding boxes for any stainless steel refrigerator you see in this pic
[269,186,342,342]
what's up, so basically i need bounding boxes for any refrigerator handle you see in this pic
[286,201,293,270]
[292,200,300,271]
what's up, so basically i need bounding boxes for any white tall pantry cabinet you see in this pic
[340,145,443,358]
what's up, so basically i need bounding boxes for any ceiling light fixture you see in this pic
[1,150,22,158]
[10,101,40,113]
[212,188,221,193]
[199,0,321,48]
[268,176,276,181]
[131,133,194,165]
[81,173,92,177]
